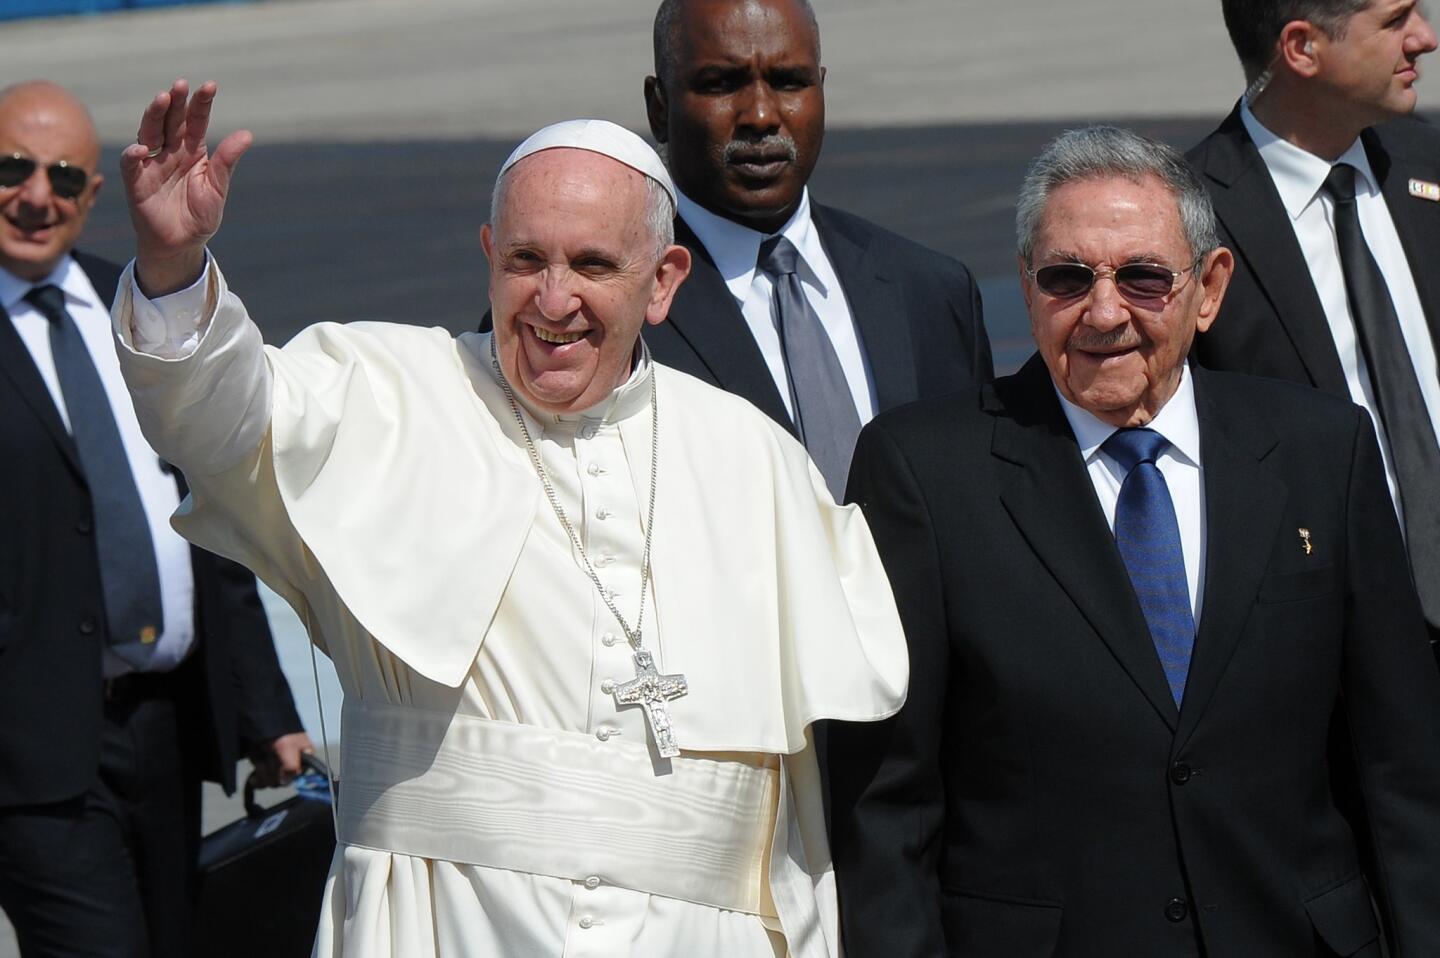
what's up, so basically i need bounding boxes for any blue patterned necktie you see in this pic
[758,235,862,501]
[27,284,164,668]
[1103,427,1194,708]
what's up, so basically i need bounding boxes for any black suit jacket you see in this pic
[0,252,302,805]
[829,356,1440,957]
[643,204,993,433]
[1187,103,1440,397]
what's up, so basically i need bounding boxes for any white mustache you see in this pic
[1070,328,1142,351]
[723,135,797,163]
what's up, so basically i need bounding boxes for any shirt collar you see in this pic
[0,254,97,316]
[1054,362,1202,468]
[675,187,826,304]
[480,332,655,428]
[1240,100,1378,220]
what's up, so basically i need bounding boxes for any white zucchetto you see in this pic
[498,118,676,207]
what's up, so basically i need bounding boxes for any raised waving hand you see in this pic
[120,79,252,297]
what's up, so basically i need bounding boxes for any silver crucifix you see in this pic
[613,649,688,758]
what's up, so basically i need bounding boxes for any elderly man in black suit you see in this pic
[0,80,311,958]
[829,126,1440,957]
[1188,0,1440,649]
[640,0,992,500]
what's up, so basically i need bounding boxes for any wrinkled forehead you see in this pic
[1037,174,1186,249]
[0,94,100,164]
[501,146,645,191]
[496,148,651,221]
[497,119,675,204]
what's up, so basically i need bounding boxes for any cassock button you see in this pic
[1165,898,1189,922]
[579,425,597,440]
[78,617,97,635]
[75,516,93,535]
[578,915,596,929]
[587,462,602,477]
[595,727,615,741]
[600,679,617,694]
[584,876,601,890]
[596,507,611,520]
[1170,762,1192,785]
[601,633,618,647]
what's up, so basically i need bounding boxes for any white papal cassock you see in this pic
[111,259,908,958]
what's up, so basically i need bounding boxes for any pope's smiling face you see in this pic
[1021,173,1232,427]
[482,148,690,414]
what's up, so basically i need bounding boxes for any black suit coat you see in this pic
[643,204,994,433]
[0,252,302,805]
[1187,103,1440,396]
[829,356,1440,957]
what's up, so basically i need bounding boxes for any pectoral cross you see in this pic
[614,649,688,758]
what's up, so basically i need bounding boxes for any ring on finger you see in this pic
[143,144,163,159]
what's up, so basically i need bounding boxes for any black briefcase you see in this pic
[195,755,337,958]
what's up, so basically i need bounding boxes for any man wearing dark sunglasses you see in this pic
[1190,0,1440,658]
[829,126,1440,957]
[0,92,102,287]
[0,80,311,958]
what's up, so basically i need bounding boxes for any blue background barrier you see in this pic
[0,0,245,21]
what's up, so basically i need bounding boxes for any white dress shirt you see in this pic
[677,187,878,423]
[1242,102,1440,516]
[1,257,194,676]
[1056,367,1207,625]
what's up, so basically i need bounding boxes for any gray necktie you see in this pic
[1322,165,1440,632]
[758,236,862,500]
[27,284,164,668]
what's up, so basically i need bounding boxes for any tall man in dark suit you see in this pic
[641,0,992,499]
[1188,0,1440,647]
[829,126,1440,957]
[0,80,312,958]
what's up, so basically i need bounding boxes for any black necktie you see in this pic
[1322,165,1440,631]
[26,285,164,668]
[757,236,862,500]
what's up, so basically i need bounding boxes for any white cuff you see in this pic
[128,251,213,358]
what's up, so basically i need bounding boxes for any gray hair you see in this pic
[653,0,821,84]
[1221,0,1371,84]
[1015,126,1219,267]
[490,161,676,263]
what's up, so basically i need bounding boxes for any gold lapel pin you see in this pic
[1409,178,1440,202]
[1298,528,1313,555]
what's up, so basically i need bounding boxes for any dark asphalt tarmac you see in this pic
[81,117,1231,374]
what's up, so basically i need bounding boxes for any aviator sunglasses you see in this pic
[0,153,90,200]
[1028,261,1196,301]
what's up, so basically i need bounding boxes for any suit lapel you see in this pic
[811,204,918,412]
[0,302,83,476]
[1368,126,1440,354]
[0,254,124,480]
[1174,367,1286,747]
[73,251,121,311]
[1199,105,1350,393]
[993,357,1180,730]
[667,218,796,432]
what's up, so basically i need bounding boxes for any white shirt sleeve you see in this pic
[111,254,273,477]
[123,252,214,359]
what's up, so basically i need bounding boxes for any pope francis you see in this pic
[110,81,907,957]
